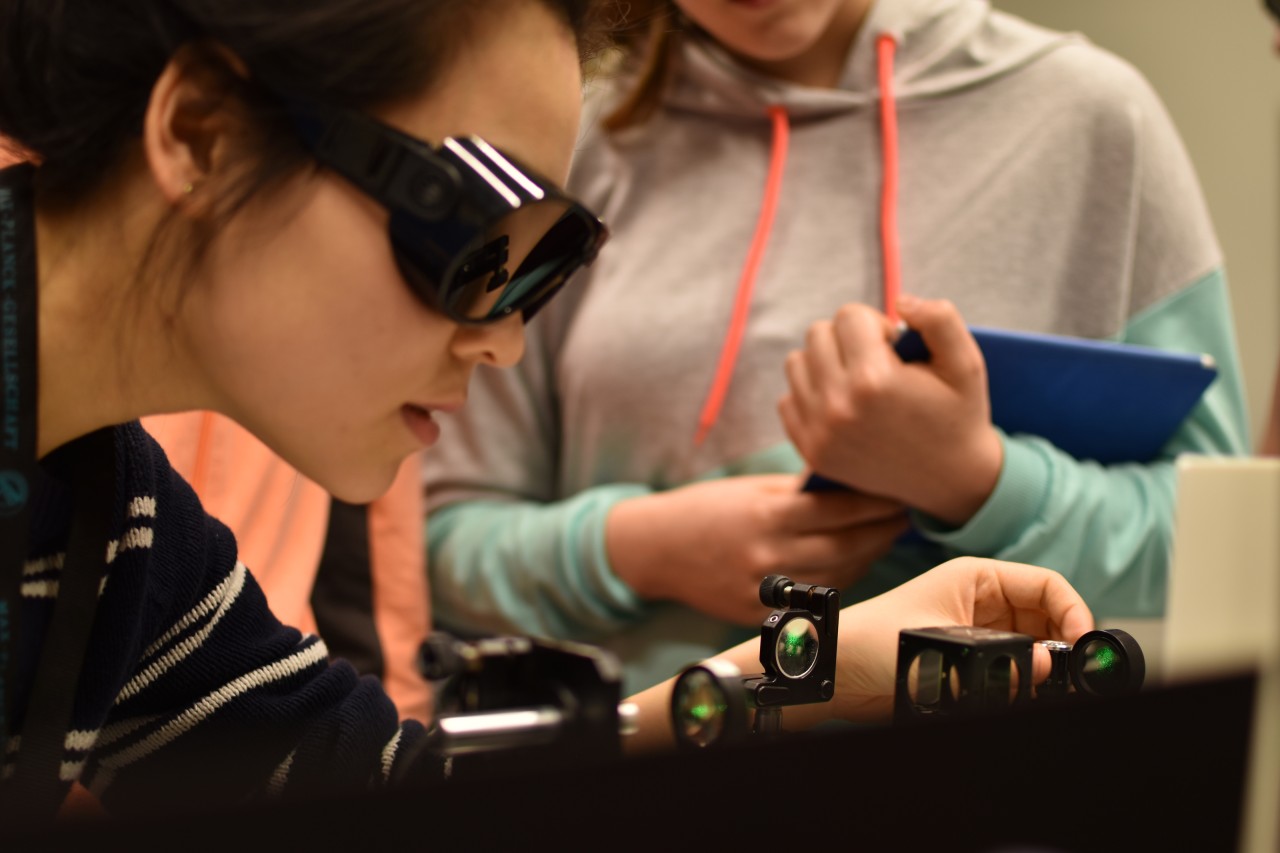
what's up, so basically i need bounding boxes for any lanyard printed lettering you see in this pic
[0,163,37,771]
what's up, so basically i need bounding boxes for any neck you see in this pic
[34,168,205,458]
[740,0,874,88]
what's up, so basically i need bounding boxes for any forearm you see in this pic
[603,489,692,602]
[427,485,653,639]
[915,436,1180,615]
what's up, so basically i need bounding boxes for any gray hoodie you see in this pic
[424,0,1250,695]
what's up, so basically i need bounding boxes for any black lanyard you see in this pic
[0,163,39,776]
[0,164,116,822]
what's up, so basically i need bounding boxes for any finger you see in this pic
[783,491,908,533]
[806,513,909,563]
[801,318,845,388]
[782,348,818,423]
[830,303,898,371]
[1030,642,1053,685]
[1004,607,1054,640]
[777,391,810,450]
[971,559,1095,642]
[776,515,910,586]
[744,473,809,494]
[895,295,985,386]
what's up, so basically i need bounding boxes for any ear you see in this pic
[142,44,250,210]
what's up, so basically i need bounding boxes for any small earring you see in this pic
[182,182,195,195]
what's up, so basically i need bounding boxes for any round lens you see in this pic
[673,668,729,749]
[774,617,820,679]
[1076,638,1128,694]
[1068,629,1145,697]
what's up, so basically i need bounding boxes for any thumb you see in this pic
[896,294,985,387]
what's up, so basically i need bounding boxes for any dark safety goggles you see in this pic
[287,100,608,324]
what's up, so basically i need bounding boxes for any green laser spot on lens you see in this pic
[783,623,808,657]
[1092,645,1117,672]
[687,703,726,722]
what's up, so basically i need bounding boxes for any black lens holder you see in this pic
[893,626,1034,723]
[894,626,1145,723]
[670,575,840,750]
[412,631,633,780]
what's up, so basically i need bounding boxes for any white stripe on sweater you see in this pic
[21,579,60,599]
[115,562,249,704]
[138,561,249,662]
[127,496,157,519]
[65,729,100,753]
[95,639,330,783]
[19,495,154,580]
[21,576,111,599]
[96,715,162,750]
[105,526,154,565]
[22,552,65,577]
[1,731,100,784]
[380,728,403,783]
[267,749,296,797]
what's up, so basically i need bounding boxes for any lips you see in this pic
[402,404,442,447]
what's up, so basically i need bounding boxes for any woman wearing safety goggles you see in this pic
[0,0,1090,826]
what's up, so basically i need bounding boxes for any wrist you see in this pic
[921,426,1004,527]
[604,494,669,602]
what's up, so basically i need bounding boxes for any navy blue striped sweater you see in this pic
[5,421,427,815]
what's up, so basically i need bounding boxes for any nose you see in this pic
[451,313,526,368]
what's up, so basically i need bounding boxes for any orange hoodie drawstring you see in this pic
[694,34,902,445]
[694,104,790,446]
[876,34,901,325]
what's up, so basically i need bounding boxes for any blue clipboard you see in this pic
[803,325,1218,493]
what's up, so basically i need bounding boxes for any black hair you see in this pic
[0,0,608,204]
[0,0,610,312]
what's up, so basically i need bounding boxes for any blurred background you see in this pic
[994,0,1280,450]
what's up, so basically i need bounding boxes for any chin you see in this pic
[255,421,407,505]
[316,457,403,505]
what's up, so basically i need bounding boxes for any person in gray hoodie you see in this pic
[423,0,1251,695]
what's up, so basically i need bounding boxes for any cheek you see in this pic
[197,178,452,425]
[274,181,428,336]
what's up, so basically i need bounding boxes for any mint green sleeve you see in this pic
[913,267,1251,619]
[426,484,655,638]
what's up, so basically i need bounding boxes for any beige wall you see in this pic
[994,0,1280,447]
